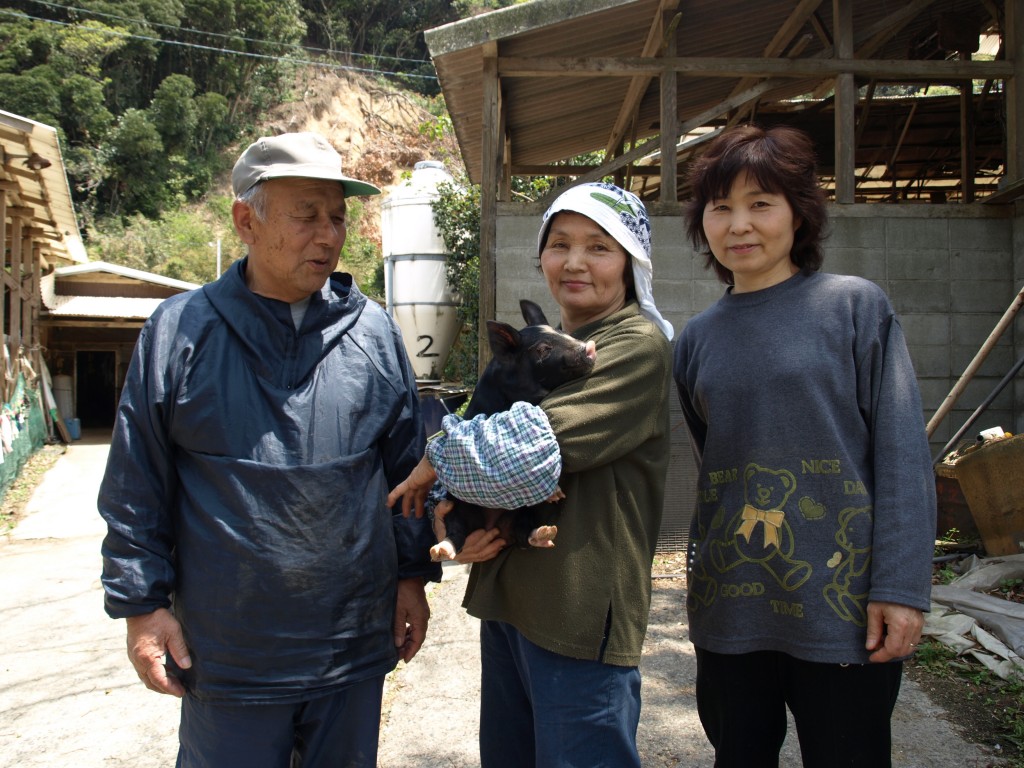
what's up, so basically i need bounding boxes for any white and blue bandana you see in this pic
[538,182,674,339]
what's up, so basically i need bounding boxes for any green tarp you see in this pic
[0,374,48,502]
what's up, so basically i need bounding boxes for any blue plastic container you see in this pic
[64,417,81,441]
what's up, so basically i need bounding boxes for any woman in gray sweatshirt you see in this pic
[673,124,935,768]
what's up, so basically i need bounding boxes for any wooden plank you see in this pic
[833,0,855,204]
[511,165,661,177]
[0,193,6,352]
[659,9,677,203]
[498,56,1012,80]
[961,61,975,203]
[1006,0,1024,181]
[602,0,680,160]
[18,233,33,312]
[980,178,1024,205]
[726,0,824,124]
[536,80,773,206]
[9,218,23,366]
[479,41,499,375]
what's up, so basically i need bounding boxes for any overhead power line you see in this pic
[0,9,438,81]
[24,0,433,66]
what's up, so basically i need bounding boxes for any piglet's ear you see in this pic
[520,299,548,327]
[486,320,521,360]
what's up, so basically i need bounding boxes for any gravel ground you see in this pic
[0,433,1008,767]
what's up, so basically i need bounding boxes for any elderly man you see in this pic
[99,132,440,767]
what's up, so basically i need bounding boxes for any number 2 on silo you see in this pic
[416,335,438,358]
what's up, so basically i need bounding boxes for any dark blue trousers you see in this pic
[478,619,642,768]
[176,675,385,768]
[695,647,903,768]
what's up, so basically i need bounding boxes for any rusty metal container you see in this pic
[954,433,1024,556]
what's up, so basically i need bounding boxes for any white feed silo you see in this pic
[381,161,461,383]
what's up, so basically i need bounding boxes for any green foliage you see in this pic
[56,20,129,79]
[417,109,463,170]
[431,180,480,384]
[0,0,304,220]
[150,74,198,154]
[0,0,544,315]
[337,198,382,298]
[61,74,115,143]
[101,108,168,217]
[0,12,55,74]
[913,640,1024,765]
[0,70,61,124]
[912,638,958,676]
[194,91,231,155]
[87,195,242,284]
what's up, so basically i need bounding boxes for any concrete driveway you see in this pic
[0,432,1006,767]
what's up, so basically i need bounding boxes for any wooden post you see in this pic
[0,192,6,371]
[9,214,23,380]
[660,10,678,202]
[833,0,856,204]
[1005,0,1023,182]
[479,41,500,375]
[28,243,41,383]
[960,51,975,203]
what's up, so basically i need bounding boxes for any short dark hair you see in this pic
[684,124,829,285]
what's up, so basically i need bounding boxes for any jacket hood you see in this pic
[203,258,367,387]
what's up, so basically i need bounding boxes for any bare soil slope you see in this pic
[259,69,463,244]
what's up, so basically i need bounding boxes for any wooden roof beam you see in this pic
[726,0,824,125]
[497,56,1010,80]
[601,0,681,160]
[810,0,941,99]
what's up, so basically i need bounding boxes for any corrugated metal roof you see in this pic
[56,261,200,292]
[1,110,86,266]
[41,262,198,320]
[426,0,1007,202]
[41,272,168,319]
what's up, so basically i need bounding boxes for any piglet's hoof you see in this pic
[430,540,458,562]
[528,525,558,548]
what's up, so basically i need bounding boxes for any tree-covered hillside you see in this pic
[0,1,522,279]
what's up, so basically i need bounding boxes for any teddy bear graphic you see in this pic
[709,463,813,592]
[822,505,873,626]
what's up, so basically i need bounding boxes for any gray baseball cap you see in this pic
[231,132,381,198]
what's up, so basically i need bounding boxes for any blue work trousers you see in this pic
[176,675,385,768]
[478,619,642,768]
[695,647,903,768]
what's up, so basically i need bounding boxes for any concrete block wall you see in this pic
[497,203,1022,444]
[496,202,1023,549]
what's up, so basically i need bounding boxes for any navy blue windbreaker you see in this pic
[99,258,440,703]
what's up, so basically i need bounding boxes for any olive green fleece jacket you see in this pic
[462,302,672,666]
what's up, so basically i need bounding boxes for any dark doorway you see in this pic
[76,351,117,429]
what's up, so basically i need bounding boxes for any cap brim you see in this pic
[339,178,381,197]
[258,167,381,197]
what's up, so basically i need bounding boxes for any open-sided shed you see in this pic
[425,0,1024,549]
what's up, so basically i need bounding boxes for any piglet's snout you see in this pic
[584,340,597,363]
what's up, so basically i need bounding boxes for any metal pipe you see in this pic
[927,282,1024,437]
[933,350,1024,464]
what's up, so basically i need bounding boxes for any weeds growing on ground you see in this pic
[0,443,66,532]
[913,635,1024,765]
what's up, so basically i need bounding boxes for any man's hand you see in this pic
[394,577,430,663]
[386,455,437,518]
[432,499,506,564]
[125,608,192,697]
[865,601,923,663]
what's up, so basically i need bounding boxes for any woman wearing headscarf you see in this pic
[389,182,674,768]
